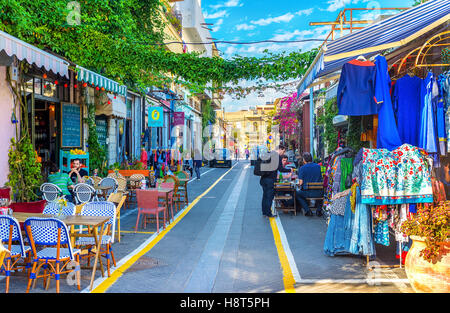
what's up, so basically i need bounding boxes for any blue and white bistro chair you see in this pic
[24,217,81,293]
[0,216,32,293]
[76,201,116,277]
[43,201,76,216]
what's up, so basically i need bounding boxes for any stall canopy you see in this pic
[0,30,69,78]
[297,0,450,94]
[76,65,127,96]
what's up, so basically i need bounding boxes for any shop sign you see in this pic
[173,112,185,126]
[148,106,164,127]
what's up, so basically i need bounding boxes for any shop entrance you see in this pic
[33,99,60,174]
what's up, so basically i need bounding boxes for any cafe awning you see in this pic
[297,0,450,94]
[0,30,69,78]
[76,65,127,96]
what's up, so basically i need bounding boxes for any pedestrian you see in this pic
[295,152,323,216]
[194,149,202,180]
[258,144,292,218]
[245,148,250,160]
[47,163,75,203]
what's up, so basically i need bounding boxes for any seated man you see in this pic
[295,152,323,216]
[69,158,88,184]
[279,155,292,181]
[47,163,75,203]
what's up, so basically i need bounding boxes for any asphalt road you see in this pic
[2,160,413,293]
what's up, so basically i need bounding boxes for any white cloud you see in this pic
[212,18,224,32]
[236,23,256,31]
[271,29,314,41]
[204,10,228,19]
[296,8,314,16]
[325,0,370,12]
[251,12,295,26]
[210,0,243,10]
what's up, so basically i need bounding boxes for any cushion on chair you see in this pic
[0,188,11,201]
[10,200,46,213]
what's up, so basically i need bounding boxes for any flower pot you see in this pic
[405,235,450,293]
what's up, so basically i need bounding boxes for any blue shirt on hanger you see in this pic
[337,59,378,116]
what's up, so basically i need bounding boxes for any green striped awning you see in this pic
[76,65,127,96]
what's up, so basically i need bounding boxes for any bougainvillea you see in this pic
[274,92,305,137]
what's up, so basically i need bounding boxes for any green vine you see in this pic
[0,0,317,97]
[316,97,338,154]
[5,62,42,202]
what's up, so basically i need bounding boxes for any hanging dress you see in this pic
[419,72,438,154]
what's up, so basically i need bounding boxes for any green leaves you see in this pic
[0,0,317,97]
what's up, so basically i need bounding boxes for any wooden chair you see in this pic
[108,172,124,179]
[160,182,175,222]
[107,193,127,243]
[24,217,81,293]
[115,177,129,210]
[305,182,324,213]
[91,176,102,188]
[163,175,183,212]
[135,190,166,233]
[175,171,189,205]
[128,174,145,207]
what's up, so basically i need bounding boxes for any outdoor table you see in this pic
[12,212,110,291]
[148,187,174,222]
[274,182,297,215]
[94,185,113,200]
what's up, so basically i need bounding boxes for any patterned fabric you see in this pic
[361,144,433,205]
[431,177,446,203]
[325,155,344,205]
[374,220,389,246]
[43,202,76,216]
[329,193,348,216]
[0,216,29,257]
[76,235,112,246]
[7,244,31,257]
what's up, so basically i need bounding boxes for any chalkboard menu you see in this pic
[61,102,82,148]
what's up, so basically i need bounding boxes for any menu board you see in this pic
[61,102,82,148]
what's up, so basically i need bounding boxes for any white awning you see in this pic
[96,94,127,118]
[0,30,69,78]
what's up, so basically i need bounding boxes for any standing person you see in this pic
[69,159,88,184]
[245,148,250,160]
[259,144,292,218]
[48,163,75,203]
[295,152,323,216]
[194,149,202,180]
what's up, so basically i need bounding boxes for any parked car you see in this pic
[209,148,232,168]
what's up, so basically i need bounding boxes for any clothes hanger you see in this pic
[356,55,367,62]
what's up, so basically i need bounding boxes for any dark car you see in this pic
[209,148,232,168]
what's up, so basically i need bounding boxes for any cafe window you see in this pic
[43,80,58,98]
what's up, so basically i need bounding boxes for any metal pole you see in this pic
[309,87,314,155]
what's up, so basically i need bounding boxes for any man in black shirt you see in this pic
[259,145,292,218]
[69,159,88,184]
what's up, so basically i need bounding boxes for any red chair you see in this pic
[160,182,175,222]
[135,190,167,233]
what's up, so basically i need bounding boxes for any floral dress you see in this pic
[360,144,433,205]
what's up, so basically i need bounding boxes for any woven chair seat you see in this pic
[7,245,31,257]
[275,195,292,200]
[76,235,112,246]
[36,248,81,260]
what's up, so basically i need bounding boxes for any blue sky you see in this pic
[202,0,415,111]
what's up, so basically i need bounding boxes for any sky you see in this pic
[201,0,415,112]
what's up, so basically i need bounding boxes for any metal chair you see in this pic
[73,183,97,204]
[43,202,76,216]
[0,216,32,293]
[40,183,63,202]
[85,177,94,187]
[24,217,81,293]
[76,201,117,277]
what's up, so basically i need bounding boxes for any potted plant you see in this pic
[401,201,449,293]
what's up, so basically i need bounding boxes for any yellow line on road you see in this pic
[269,217,296,293]
[91,163,238,293]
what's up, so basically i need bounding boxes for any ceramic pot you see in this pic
[405,235,450,293]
